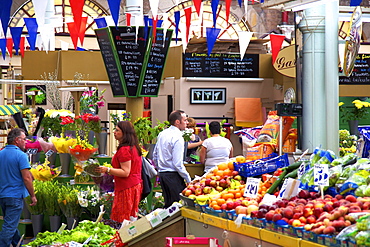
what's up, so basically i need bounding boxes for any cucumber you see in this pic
[266,169,288,194]
[282,161,304,173]
[285,167,299,179]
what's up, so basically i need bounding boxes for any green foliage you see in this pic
[25,180,46,215]
[133,117,169,144]
[26,87,46,104]
[43,180,62,216]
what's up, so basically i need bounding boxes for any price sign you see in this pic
[314,163,329,186]
[297,162,306,179]
[244,177,261,198]
[277,179,289,199]
[45,149,54,157]
[27,148,38,155]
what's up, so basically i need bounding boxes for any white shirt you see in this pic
[202,136,232,172]
[153,125,191,183]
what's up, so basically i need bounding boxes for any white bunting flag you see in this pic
[238,31,253,60]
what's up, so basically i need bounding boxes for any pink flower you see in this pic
[97,101,105,108]
[82,90,94,97]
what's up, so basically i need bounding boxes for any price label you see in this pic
[297,162,306,179]
[277,179,289,199]
[244,177,261,198]
[45,149,54,157]
[314,163,329,186]
[27,148,38,155]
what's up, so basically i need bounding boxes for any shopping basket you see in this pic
[237,153,289,177]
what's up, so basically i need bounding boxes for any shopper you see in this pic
[0,128,37,246]
[153,110,191,208]
[200,121,233,173]
[96,121,142,222]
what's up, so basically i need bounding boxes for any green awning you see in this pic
[0,105,22,116]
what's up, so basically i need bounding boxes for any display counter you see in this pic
[181,207,326,247]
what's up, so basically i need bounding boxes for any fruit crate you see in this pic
[194,204,207,213]
[204,207,226,219]
[316,234,341,247]
[224,210,235,220]
[264,220,276,232]
[282,225,296,238]
[293,226,304,238]
[302,229,317,242]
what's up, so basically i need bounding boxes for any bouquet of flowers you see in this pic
[339,129,358,157]
[182,128,194,142]
[43,180,62,216]
[38,137,57,153]
[51,136,77,153]
[80,88,106,114]
[22,107,39,135]
[69,140,98,162]
[57,184,82,218]
[41,109,75,136]
[25,136,42,153]
[77,186,102,219]
[92,162,114,192]
[30,161,61,181]
[25,180,46,215]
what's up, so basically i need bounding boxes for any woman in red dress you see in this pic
[97,121,142,222]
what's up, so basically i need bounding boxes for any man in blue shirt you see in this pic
[0,128,37,246]
[153,110,191,208]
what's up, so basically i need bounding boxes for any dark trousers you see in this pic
[159,172,186,208]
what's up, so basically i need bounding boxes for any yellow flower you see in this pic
[338,102,344,107]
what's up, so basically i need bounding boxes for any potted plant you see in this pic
[339,99,370,135]
[57,184,82,229]
[25,180,46,237]
[43,180,63,232]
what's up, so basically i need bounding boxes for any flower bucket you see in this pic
[31,214,44,237]
[49,215,61,232]
[66,217,79,230]
[59,153,72,177]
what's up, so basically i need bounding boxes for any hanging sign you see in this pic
[273,44,296,78]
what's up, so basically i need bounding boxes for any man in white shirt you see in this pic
[153,110,191,208]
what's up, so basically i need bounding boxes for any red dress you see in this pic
[110,146,142,222]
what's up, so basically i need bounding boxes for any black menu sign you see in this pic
[110,26,151,97]
[183,53,259,78]
[339,54,370,84]
[95,28,126,97]
[138,28,173,97]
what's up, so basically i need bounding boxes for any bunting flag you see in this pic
[0,39,6,60]
[126,13,131,26]
[67,22,79,49]
[20,37,25,57]
[0,0,12,37]
[193,0,202,17]
[237,0,242,8]
[270,34,285,64]
[211,0,220,28]
[162,12,169,42]
[149,0,160,21]
[225,0,232,24]
[149,18,163,27]
[70,0,84,30]
[107,0,121,27]
[144,15,149,41]
[39,24,53,51]
[60,40,69,50]
[6,38,13,57]
[24,18,38,50]
[260,0,264,3]
[174,11,180,44]
[244,0,248,17]
[9,27,23,55]
[152,16,158,42]
[238,31,253,60]
[94,17,107,29]
[78,16,88,46]
[350,0,363,6]
[206,27,221,56]
[184,8,192,43]
[32,0,48,28]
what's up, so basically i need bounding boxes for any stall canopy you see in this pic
[0,105,22,115]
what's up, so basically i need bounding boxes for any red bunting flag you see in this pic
[152,16,158,43]
[192,0,202,17]
[67,22,79,50]
[78,17,88,46]
[126,13,131,26]
[225,0,231,23]
[185,7,192,43]
[70,0,84,30]
[6,38,13,57]
[270,34,285,64]
[20,37,25,58]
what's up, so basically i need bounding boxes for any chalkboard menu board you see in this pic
[110,26,151,97]
[138,28,173,97]
[339,54,370,84]
[183,53,259,78]
[95,28,126,97]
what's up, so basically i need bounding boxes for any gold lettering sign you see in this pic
[273,45,296,78]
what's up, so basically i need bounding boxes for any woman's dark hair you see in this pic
[169,110,185,125]
[209,121,221,135]
[7,128,25,145]
[116,121,142,156]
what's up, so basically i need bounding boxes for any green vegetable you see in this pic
[266,169,288,194]
[282,161,304,173]
[285,168,299,179]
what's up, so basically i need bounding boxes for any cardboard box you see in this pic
[118,217,152,243]
[165,237,221,247]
